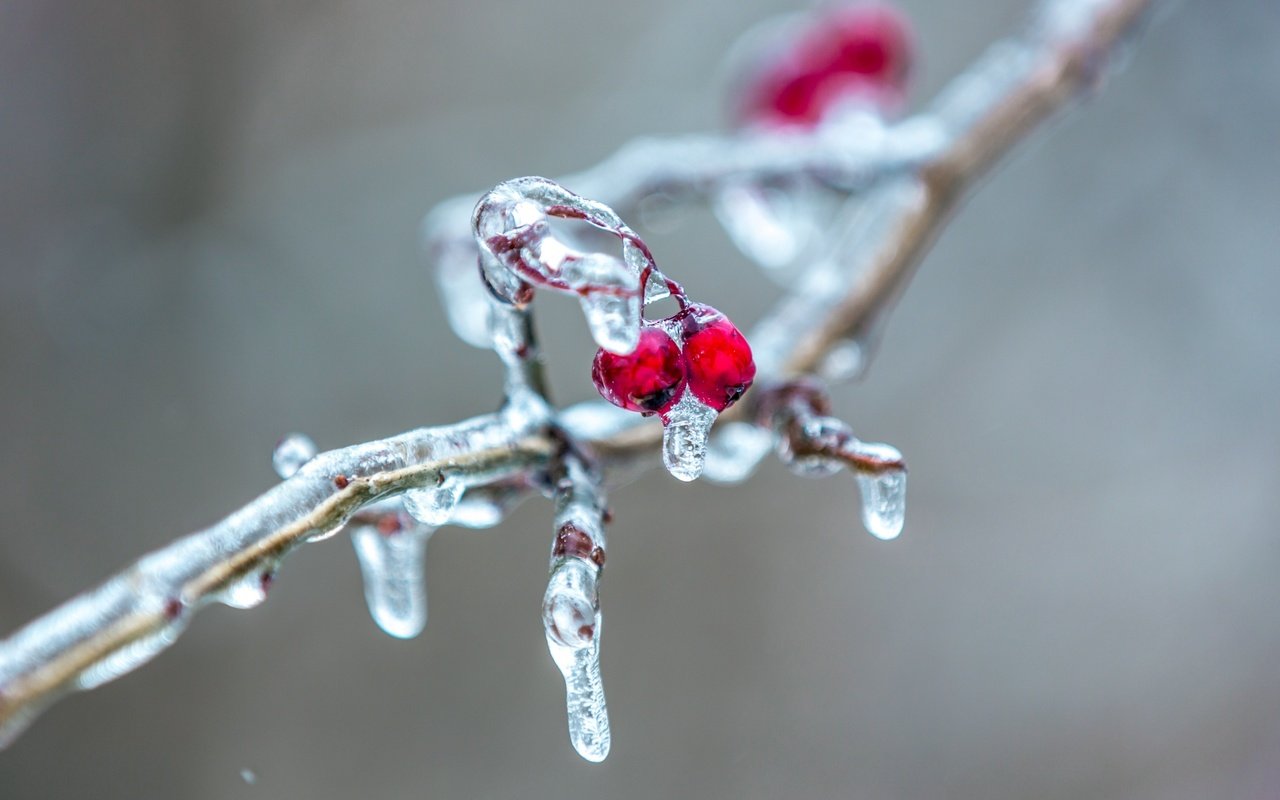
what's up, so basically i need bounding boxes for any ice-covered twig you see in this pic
[541,443,611,762]
[758,379,908,540]
[0,405,556,748]
[0,0,1155,756]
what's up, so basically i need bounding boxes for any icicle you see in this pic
[701,422,775,484]
[578,289,642,355]
[403,474,465,526]
[272,433,317,479]
[215,568,276,610]
[542,453,611,762]
[422,195,493,348]
[661,393,718,482]
[713,180,820,273]
[543,560,610,763]
[546,622,610,763]
[351,522,432,639]
[853,442,907,540]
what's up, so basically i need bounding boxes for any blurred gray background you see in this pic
[2,0,1278,798]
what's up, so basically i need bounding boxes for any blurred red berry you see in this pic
[739,2,915,127]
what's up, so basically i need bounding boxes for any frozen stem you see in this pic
[0,0,1156,758]
[542,445,611,762]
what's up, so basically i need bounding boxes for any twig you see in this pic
[0,0,1155,753]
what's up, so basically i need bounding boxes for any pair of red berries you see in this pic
[739,3,915,128]
[592,304,756,420]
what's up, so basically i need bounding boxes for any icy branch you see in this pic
[0,0,1155,758]
[542,444,611,761]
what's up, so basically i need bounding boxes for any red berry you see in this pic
[739,3,914,128]
[680,306,756,412]
[592,326,686,415]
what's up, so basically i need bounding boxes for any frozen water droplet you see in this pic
[240,769,257,785]
[403,474,464,526]
[818,339,868,383]
[702,422,774,484]
[856,466,906,540]
[447,495,504,529]
[542,560,597,649]
[547,631,610,763]
[216,569,274,609]
[661,394,718,482]
[543,559,610,761]
[579,290,641,355]
[714,181,822,276]
[559,401,636,440]
[272,433,316,479]
[642,271,672,305]
[351,525,431,639]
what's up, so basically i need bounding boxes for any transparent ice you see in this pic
[351,524,431,639]
[272,433,317,479]
[403,474,465,527]
[543,555,609,763]
[661,393,720,482]
[546,626,610,763]
[713,179,824,275]
[855,443,907,541]
[701,422,775,484]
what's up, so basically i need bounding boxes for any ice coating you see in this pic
[0,0,1163,761]
[747,177,925,377]
[770,383,907,539]
[403,474,465,527]
[854,443,907,540]
[472,177,668,355]
[0,399,553,747]
[546,623,610,763]
[701,422,776,484]
[542,454,611,762]
[423,195,494,349]
[351,522,432,639]
[713,180,824,273]
[661,392,719,482]
[272,433,318,479]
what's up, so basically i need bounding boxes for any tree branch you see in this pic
[0,0,1156,753]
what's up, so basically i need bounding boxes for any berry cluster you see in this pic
[738,2,915,127]
[592,302,756,422]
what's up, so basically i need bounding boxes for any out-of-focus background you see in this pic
[2,0,1278,798]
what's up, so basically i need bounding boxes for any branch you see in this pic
[0,0,1156,755]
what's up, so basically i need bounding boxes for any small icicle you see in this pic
[216,568,276,610]
[543,560,610,763]
[447,495,504,529]
[642,272,672,305]
[701,422,775,484]
[403,474,464,526]
[546,629,610,763]
[351,523,431,639]
[854,442,907,540]
[661,393,718,482]
[579,290,642,355]
[818,338,869,384]
[713,181,818,272]
[271,433,317,479]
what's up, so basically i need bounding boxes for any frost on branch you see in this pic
[0,0,1155,763]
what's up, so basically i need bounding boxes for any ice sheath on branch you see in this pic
[0,0,1155,762]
